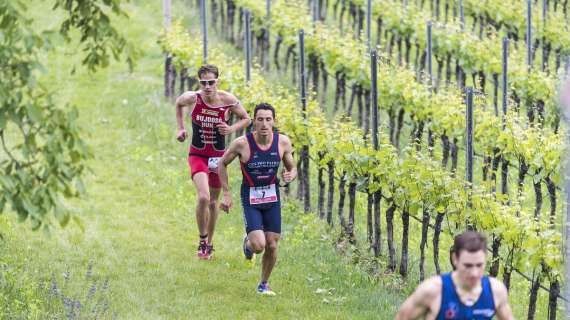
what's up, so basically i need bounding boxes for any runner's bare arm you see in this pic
[395,278,439,320]
[490,278,514,320]
[218,95,250,136]
[175,92,197,142]
[219,137,245,212]
[280,135,297,184]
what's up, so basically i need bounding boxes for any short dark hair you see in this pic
[449,231,487,269]
[198,64,219,79]
[253,102,276,118]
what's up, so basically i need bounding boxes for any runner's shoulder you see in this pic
[414,275,443,302]
[231,135,249,150]
[176,91,198,105]
[217,90,239,106]
[278,134,292,145]
[488,276,508,299]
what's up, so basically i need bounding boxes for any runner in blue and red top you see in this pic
[396,231,514,320]
[175,64,251,260]
[218,103,297,295]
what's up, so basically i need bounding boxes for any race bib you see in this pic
[249,184,278,205]
[208,157,221,172]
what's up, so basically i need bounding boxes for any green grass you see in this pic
[0,1,409,319]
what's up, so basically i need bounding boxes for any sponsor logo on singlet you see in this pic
[196,113,223,128]
[247,161,280,169]
[202,109,220,117]
[473,309,495,317]
[444,303,459,319]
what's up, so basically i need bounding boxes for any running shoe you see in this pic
[206,244,214,259]
[243,234,253,260]
[197,240,210,260]
[256,282,276,296]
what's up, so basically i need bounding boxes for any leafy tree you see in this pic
[0,0,134,230]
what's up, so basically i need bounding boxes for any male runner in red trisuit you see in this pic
[175,64,251,259]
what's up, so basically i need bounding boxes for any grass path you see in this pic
[0,1,405,319]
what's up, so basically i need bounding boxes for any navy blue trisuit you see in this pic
[240,131,282,234]
[437,272,496,319]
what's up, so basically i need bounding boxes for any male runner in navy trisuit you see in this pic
[218,103,297,295]
[396,231,513,319]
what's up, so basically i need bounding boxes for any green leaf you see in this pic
[26,103,42,123]
[73,215,85,233]
[55,206,70,227]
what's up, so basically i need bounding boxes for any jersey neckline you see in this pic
[445,272,489,309]
[197,92,235,109]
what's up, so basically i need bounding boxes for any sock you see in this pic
[199,234,208,242]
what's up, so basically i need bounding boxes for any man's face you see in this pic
[198,72,218,97]
[452,250,486,289]
[254,109,274,137]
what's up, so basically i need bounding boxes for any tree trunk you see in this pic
[310,53,320,99]
[405,36,412,65]
[297,153,304,200]
[284,45,296,74]
[490,235,501,277]
[273,35,283,70]
[395,108,405,149]
[545,176,557,225]
[436,55,444,91]
[164,55,173,98]
[399,206,410,278]
[419,208,430,281]
[327,160,335,226]
[428,129,435,158]
[517,158,529,198]
[227,0,236,43]
[397,36,403,65]
[220,0,226,36]
[348,84,359,117]
[482,154,491,182]
[451,137,459,177]
[338,172,347,231]
[533,177,543,219]
[321,60,328,107]
[433,212,445,274]
[386,201,397,271]
[495,156,506,197]
[493,73,499,116]
[389,107,396,146]
[548,278,560,320]
[179,68,187,96]
[373,190,382,257]
[302,145,311,212]
[526,271,542,320]
[318,152,326,219]
[339,0,346,33]
[347,180,357,243]
[491,147,501,193]
[388,33,397,63]
[441,133,450,168]
[363,89,371,135]
[377,18,383,47]
[210,0,218,31]
[367,191,373,247]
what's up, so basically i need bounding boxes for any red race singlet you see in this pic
[189,93,233,157]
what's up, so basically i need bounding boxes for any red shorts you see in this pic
[188,155,222,188]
